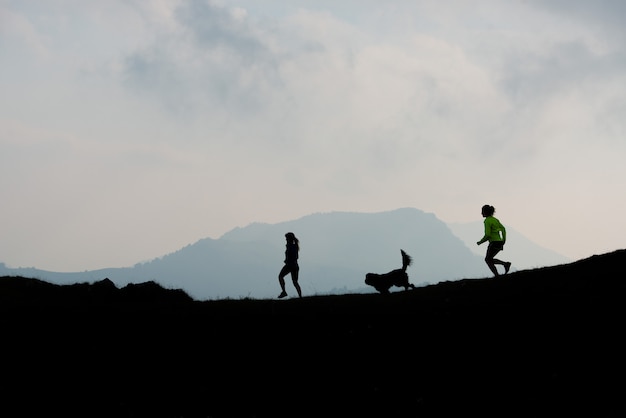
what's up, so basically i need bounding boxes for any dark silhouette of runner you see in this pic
[477,204,512,277]
[278,232,302,298]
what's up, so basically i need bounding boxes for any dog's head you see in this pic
[365,273,391,293]
[364,273,379,287]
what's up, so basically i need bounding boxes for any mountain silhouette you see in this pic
[0,208,569,300]
[1,249,624,417]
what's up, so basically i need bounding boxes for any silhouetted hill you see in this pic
[0,208,569,300]
[1,249,625,417]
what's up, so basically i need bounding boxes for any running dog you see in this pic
[365,249,415,294]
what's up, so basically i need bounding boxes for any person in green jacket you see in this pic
[477,204,512,276]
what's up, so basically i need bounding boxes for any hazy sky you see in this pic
[2,0,625,272]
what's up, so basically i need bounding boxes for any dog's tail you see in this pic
[400,249,412,272]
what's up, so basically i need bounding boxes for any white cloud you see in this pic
[1,0,626,271]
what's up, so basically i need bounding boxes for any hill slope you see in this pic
[1,249,625,417]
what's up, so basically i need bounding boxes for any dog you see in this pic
[365,249,415,294]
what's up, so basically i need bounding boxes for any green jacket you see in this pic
[478,216,506,244]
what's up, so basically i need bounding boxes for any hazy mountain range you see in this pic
[0,207,571,300]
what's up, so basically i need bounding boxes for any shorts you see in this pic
[279,263,299,278]
[488,241,504,251]
[486,241,504,259]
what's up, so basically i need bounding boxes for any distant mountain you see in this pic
[0,207,570,300]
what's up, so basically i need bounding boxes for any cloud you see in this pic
[121,1,282,118]
[118,2,516,168]
[2,1,626,271]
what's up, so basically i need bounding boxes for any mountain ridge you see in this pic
[0,207,571,300]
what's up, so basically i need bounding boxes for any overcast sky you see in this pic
[1,0,625,272]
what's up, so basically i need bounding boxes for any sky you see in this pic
[1,0,625,272]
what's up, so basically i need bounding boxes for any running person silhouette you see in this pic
[477,204,512,277]
[278,232,302,298]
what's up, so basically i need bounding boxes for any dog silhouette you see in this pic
[365,249,415,294]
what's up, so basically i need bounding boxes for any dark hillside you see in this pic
[1,249,625,417]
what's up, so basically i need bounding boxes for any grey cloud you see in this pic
[121,0,286,117]
[498,40,626,105]
[529,0,626,28]
[122,48,196,115]
[175,0,268,62]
